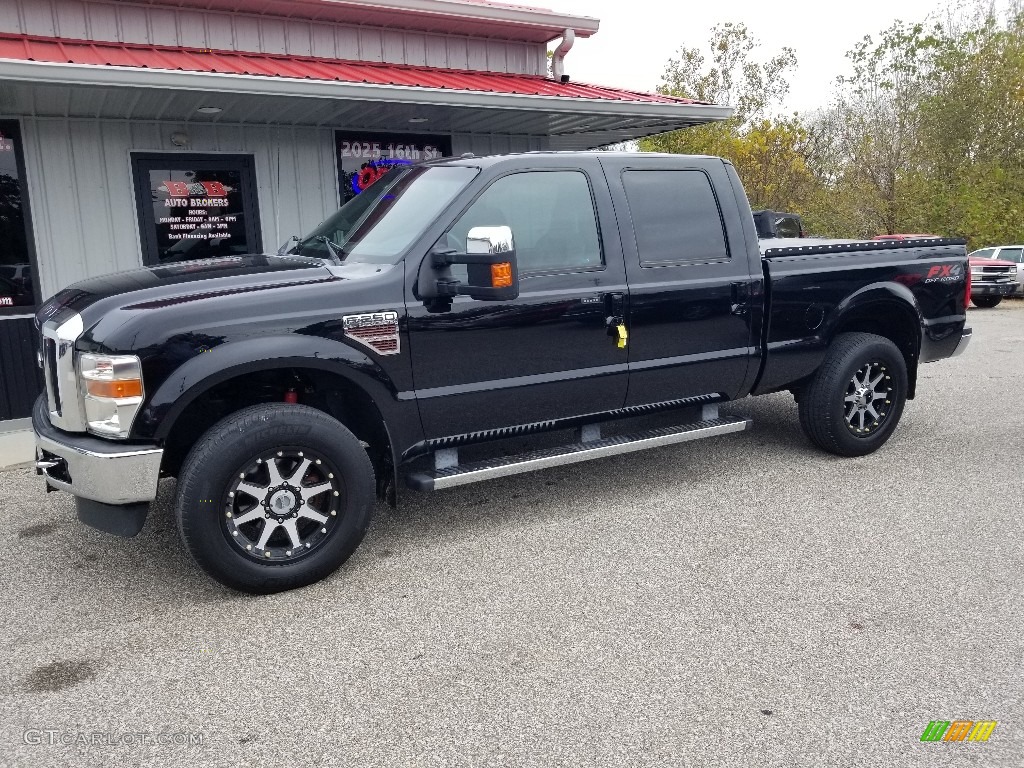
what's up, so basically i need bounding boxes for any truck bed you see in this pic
[754,237,969,396]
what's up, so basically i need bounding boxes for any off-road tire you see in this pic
[798,332,908,457]
[175,404,374,593]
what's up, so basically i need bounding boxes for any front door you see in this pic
[405,158,629,439]
[131,153,262,266]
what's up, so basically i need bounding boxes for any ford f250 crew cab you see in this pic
[32,152,972,593]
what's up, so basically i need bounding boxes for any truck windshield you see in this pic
[290,165,477,264]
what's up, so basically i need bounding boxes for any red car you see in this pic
[872,235,1016,307]
[968,255,1017,308]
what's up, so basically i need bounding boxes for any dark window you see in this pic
[621,170,729,266]
[998,247,1023,264]
[336,131,452,206]
[445,171,603,274]
[774,214,803,238]
[0,121,37,313]
[131,154,262,266]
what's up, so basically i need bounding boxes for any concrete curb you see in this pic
[0,429,34,473]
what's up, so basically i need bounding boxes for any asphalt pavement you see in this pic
[1,303,1021,767]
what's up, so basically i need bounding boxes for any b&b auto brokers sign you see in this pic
[157,180,238,243]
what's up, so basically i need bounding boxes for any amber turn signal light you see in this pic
[491,262,513,288]
[85,378,143,399]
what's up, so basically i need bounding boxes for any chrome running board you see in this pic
[407,416,752,491]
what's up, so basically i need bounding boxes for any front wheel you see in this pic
[798,332,908,457]
[175,404,375,593]
[971,295,1002,308]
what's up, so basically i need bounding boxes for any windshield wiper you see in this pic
[277,235,299,256]
[314,235,345,265]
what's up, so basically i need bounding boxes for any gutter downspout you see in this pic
[551,28,575,81]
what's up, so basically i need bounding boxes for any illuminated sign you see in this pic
[336,132,452,203]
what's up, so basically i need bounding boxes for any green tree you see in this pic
[640,23,797,160]
[716,118,818,210]
[802,21,945,237]
[913,10,1024,246]
[642,7,1024,246]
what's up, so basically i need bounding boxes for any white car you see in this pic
[970,246,1024,295]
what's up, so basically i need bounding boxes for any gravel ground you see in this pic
[1,304,1021,768]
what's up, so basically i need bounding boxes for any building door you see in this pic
[131,153,262,266]
[0,120,44,423]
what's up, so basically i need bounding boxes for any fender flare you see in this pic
[825,282,923,350]
[143,335,401,438]
[135,336,411,499]
[825,282,924,397]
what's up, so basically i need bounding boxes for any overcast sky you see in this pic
[542,0,975,112]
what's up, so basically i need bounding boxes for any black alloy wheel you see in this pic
[224,448,342,562]
[843,360,897,437]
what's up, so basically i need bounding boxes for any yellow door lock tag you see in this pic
[616,323,628,349]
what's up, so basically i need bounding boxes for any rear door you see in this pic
[600,156,759,406]
[405,156,630,438]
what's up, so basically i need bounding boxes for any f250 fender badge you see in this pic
[343,311,400,355]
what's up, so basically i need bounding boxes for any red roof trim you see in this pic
[0,33,699,106]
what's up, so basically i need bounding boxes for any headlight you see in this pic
[79,353,144,438]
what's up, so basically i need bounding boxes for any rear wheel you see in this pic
[175,404,374,593]
[971,295,1002,308]
[798,333,908,457]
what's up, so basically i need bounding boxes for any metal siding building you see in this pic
[0,0,729,425]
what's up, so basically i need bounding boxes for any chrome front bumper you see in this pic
[32,396,162,505]
[952,327,973,357]
[971,282,1017,296]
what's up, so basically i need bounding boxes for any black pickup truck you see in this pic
[32,152,972,593]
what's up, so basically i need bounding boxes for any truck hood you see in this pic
[39,254,331,322]
[36,253,403,361]
[36,254,358,340]
[969,256,1016,267]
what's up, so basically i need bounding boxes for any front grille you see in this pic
[40,312,86,432]
[43,337,61,414]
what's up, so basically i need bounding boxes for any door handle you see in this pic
[730,282,750,316]
[604,292,627,349]
[604,291,625,326]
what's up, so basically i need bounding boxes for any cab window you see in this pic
[621,169,730,266]
[444,170,603,275]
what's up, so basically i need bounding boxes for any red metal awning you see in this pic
[0,33,697,106]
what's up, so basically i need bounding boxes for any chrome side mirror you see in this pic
[467,226,514,256]
[429,225,519,303]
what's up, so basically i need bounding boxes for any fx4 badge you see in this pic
[924,264,964,284]
[343,311,400,356]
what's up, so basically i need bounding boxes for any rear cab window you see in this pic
[619,169,730,266]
